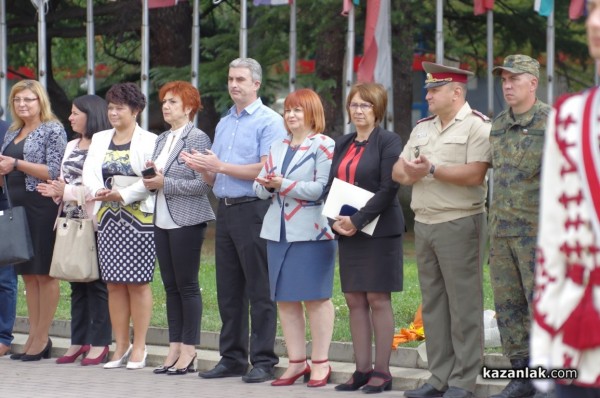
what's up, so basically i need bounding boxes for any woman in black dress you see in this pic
[327,83,404,393]
[0,80,67,361]
[38,95,113,366]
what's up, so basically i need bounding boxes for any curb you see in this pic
[13,317,508,396]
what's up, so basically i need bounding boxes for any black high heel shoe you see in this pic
[10,352,25,360]
[361,371,392,394]
[154,357,179,374]
[167,354,197,375]
[335,369,373,391]
[21,339,52,362]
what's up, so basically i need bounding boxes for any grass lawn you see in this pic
[17,226,495,344]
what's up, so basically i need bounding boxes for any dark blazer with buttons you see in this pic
[151,122,215,227]
[326,125,405,238]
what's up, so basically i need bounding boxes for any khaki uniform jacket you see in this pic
[400,102,491,224]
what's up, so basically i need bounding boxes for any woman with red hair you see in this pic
[253,88,336,388]
[144,81,214,376]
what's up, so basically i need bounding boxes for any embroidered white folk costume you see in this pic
[531,87,600,387]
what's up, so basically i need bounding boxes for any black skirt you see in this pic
[338,233,403,293]
[4,172,57,276]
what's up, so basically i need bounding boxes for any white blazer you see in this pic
[82,124,157,215]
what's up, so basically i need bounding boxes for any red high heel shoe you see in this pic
[271,359,311,386]
[56,344,90,364]
[307,359,331,388]
[81,346,109,366]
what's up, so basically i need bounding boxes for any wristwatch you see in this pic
[429,164,436,176]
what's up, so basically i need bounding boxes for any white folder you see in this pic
[322,178,380,236]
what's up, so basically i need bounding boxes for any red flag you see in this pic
[148,0,178,9]
[473,0,494,16]
[569,0,585,20]
[356,0,391,89]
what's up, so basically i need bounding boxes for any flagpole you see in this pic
[86,0,95,94]
[383,0,393,131]
[289,0,296,92]
[547,8,554,104]
[36,0,47,87]
[343,4,355,135]
[435,0,443,63]
[191,0,200,125]
[141,0,150,130]
[240,0,247,58]
[487,9,493,117]
[0,0,7,114]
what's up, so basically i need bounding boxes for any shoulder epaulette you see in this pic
[416,115,435,125]
[472,109,490,121]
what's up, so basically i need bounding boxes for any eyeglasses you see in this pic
[13,97,39,104]
[349,103,373,111]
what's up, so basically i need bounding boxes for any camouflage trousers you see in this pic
[489,235,536,360]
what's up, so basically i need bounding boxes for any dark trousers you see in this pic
[70,280,112,346]
[556,384,600,398]
[215,199,278,371]
[0,265,17,346]
[154,223,206,345]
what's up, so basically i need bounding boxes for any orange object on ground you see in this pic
[392,304,424,349]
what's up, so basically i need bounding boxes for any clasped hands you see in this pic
[180,148,221,174]
[333,215,357,237]
[254,173,283,191]
[400,154,432,183]
[37,178,66,198]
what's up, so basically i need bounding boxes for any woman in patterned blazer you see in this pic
[144,81,215,376]
[253,89,336,388]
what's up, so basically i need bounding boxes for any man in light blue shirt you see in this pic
[183,58,285,383]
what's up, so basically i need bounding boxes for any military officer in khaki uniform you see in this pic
[393,62,491,398]
[488,55,551,398]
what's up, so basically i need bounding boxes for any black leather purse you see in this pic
[0,176,34,266]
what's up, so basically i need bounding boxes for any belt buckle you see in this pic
[224,197,232,206]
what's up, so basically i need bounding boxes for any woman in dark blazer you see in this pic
[327,83,405,393]
[144,81,215,376]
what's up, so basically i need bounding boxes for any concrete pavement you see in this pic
[1,318,508,397]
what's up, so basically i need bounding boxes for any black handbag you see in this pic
[0,176,34,266]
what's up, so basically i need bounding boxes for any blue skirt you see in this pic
[267,239,336,302]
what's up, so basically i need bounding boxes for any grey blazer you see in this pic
[254,133,335,242]
[151,122,215,227]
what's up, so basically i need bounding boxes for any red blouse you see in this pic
[336,141,367,185]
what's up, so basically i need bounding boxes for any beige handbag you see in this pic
[49,187,99,282]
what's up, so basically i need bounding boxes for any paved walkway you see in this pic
[0,354,372,398]
[4,323,507,398]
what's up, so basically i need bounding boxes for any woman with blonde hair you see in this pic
[0,80,67,361]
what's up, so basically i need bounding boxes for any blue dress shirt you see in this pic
[212,98,286,199]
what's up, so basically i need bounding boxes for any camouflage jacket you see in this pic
[489,99,551,237]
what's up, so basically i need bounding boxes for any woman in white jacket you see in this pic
[82,83,156,370]
[38,94,112,366]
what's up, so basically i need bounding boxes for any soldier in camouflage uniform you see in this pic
[489,55,551,398]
